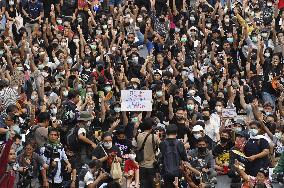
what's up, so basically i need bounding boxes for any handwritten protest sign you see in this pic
[222,108,237,118]
[121,90,152,111]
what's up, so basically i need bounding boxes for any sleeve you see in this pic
[36,153,45,166]
[178,142,188,161]
[115,146,122,158]
[78,128,86,136]
[212,145,219,157]
[0,139,13,177]
[84,171,94,185]
[40,147,48,164]
[92,147,104,159]
[208,154,216,170]
[61,148,68,161]
[259,138,270,151]
[39,2,43,12]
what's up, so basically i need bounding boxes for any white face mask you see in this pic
[224,18,230,23]
[104,86,112,92]
[50,108,57,115]
[9,0,14,5]
[112,47,116,51]
[63,90,68,97]
[194,133,202,139]
[275,132,282,139]
[73,38,79,43]
[103,142,112,149]
[264,52,270,58]
[156,91,163,97]
[137,17,143,22]
[114,107,121,113]
[129,154,136,160]
[206,23,212,28]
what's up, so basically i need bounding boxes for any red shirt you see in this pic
[0,139,16,188]
[279,0,284,9]
[124,159,138,173]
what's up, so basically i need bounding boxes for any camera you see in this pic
[44,145,60,159]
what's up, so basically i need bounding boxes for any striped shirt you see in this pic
[0,87,18,115]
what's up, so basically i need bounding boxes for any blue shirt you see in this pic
[23,0,43,19]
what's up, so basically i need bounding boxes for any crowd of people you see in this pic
[1,0,284,187]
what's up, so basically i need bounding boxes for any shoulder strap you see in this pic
[152,134,156,152]
[139,132,151,151]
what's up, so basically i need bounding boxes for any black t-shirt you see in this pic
[170,119,189,140]
[113,139,132,156]
[262,62,281,95]
[212,141,234,158]
[244,138,270,176]
[92,145,122,172]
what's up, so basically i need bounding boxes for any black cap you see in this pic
[166,124,178,135]
[235,131,249,139]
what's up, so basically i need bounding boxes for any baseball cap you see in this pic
[192,125,204,132]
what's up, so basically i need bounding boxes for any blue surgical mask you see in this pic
[227,37,234,43]
[156,91,163,97]
[187,104,194,111]
[132,117,139,123]
[249,128,259,137]
[77,84,82,90]
[265,111,272,116]
[234,127,242,132]
[252,36,258,43]
[104,86,112,92]
[207,79,212,85]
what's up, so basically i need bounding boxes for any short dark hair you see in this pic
[6,104,17,114]
[0,80,8,90]
[140,117,154,131]
[68,90,79,100]
[88,159,102,169]
[166,124,178,135]
[196,137,207,144]
[48,127,59,135]
[38,112,50,123]
[102,131,112,140]
[249,121,261,128]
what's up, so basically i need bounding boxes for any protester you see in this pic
[0,0,284,187]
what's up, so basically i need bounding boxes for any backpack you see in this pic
[163,140,181,177]
[66,127,79,151]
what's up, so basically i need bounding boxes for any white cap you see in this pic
[192,125,204,132]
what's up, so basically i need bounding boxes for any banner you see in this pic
[121,90,152,111]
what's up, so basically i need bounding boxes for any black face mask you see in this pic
[220,137,229,143]
[203,115,210,121]
[163,79,171,85]
[176,116,183,121]
[198,147,207,153]
[159,18,165,23]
